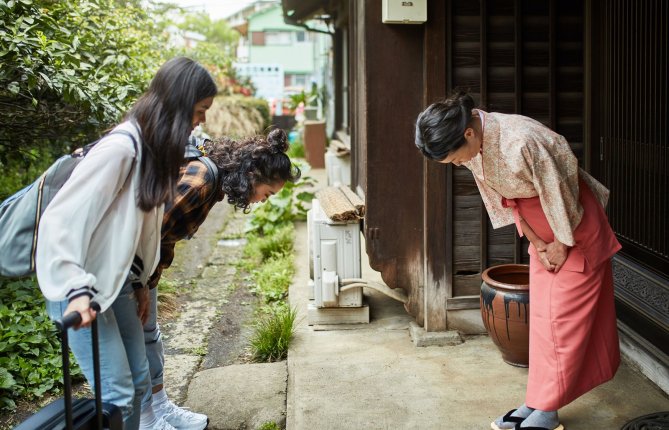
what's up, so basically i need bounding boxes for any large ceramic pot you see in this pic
[480,264,530,367]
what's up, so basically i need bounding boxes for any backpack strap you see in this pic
[185,136,220,206]
[185,135,204,158]
[198,155,221,204]
[80,129,139,158]
[110,130,139,157]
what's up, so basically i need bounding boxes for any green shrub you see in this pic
[0,148,59,203]
[286,135,305,159]
[257,422,281,430]
[0,278,81,411]
[250,254,294,304]
[0,0,167,198]
[250,305,297,362]
[244,224,294,263]
[242,172,303,364]
[245,161,315,236]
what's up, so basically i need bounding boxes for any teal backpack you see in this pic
[0,130,138,278]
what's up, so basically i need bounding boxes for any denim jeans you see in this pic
[47,281,152,430]
[143,287,164,387]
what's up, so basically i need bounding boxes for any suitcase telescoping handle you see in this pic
[55,302,103,430]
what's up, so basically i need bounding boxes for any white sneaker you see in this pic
[140,415,178,430]
[157,399,208,430]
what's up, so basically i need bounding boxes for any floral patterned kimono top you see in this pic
[462,110,610,247]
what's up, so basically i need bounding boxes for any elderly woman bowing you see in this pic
[414,91,621,430]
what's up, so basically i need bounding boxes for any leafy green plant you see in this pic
[250,254,294,304]
[0,0,166,141]
[0,278,81,411]
[286,134,305,159]
[244,224,294,263]
[245,162,315,236]
[242,197,300,363]
[250,305,297,362]
[0,147,58,204]
[187,346,208,357]
[287,89,317,112]
[0,0,167,199]
[176,10,239,54]
[287,82,320,112]
[257,421,281,430]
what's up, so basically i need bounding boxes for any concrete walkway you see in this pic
[178,168,668,429]
[286,169,669,430]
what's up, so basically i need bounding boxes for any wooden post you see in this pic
[423,0,449,332]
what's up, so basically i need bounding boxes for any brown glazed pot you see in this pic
[480,264,530,367]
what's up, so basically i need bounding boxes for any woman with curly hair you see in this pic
[139,128,300,430]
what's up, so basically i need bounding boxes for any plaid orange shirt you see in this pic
[148,159,223,288]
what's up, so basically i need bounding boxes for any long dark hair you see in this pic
[126,57,217,211]
[415,91,476,161]
[203,128,301,211]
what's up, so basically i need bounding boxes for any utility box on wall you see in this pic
[382,0,427,24]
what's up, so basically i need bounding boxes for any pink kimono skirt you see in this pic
[503,178,622,410]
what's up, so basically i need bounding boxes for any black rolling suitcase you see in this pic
[15,305,123,429]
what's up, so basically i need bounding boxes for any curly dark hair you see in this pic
[203,128,301,211]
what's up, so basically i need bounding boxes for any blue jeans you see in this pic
[47,282,152,430]
[143,287,164,387]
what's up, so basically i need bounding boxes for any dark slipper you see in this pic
[491,409,526,430]
[502,409,525,424]
[514,423,565,430]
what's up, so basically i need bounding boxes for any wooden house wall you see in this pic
[348,0,588,327]
[344,0,667,345]
[591,0,669,354]
[436,0,587,312]
[349,1,428,324]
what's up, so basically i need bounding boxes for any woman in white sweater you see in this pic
[36,57,217,430]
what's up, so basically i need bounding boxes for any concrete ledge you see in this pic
[619,321,669,395]
[307,303,370,325]
[446,308,487,334]
[185,362,287,430]
[409,321,463,347]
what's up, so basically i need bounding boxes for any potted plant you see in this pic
[288,83,320,120]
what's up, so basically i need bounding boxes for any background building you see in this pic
[229,2,332,120]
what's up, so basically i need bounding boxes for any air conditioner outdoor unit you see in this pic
[325,149,351,187]
[308,199,363,308]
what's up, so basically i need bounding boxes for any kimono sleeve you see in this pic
[524,135,583,246]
